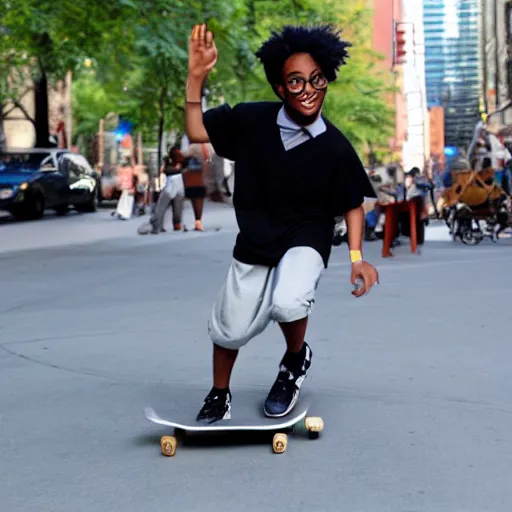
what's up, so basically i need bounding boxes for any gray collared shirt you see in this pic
[277,106,327,151]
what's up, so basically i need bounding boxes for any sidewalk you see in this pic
[0,200,238,254]
[5,201,504,256]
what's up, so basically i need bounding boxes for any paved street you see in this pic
[1,203,512,512]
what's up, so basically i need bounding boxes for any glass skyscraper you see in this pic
[423,0,481,149]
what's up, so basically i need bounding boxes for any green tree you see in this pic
[321,0,395,155]
[97,0,253,165]
[71,69,121,139]
[215,0,395,157]
[0,0,134,146]
[0,3,32,150]
[2,0,394,161]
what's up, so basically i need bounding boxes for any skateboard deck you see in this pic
[144,390,323,456]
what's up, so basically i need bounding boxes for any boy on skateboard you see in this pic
[186,24,379,423]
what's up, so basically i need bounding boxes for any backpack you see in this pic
[183,144,211,188]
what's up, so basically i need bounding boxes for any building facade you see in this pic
[401,0,430,171]
[371,0,408,161]
[3,72,72,149]
[481,0,512,129]
[423,0,481,149]
[370,0,431,172]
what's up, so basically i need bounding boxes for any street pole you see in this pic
[65,71,72,149]
[97,118,104,170]
[481,0,489,115]
[494,0,502,123]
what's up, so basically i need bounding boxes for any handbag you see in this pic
[184,144,211,188]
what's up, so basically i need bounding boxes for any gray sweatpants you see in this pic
[208,246,324,350]
[151,177,184,232]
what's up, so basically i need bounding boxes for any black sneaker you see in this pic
[264,342,312,418]
[196,387,232,424]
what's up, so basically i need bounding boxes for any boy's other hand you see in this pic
[351,261,379,297]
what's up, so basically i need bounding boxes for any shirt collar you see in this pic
[277,106,326,138]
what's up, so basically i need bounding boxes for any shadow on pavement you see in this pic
[133,429,293,453]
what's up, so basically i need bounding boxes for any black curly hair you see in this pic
[255,25,351,94]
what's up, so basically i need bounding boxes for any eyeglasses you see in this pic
[285,73,328,95]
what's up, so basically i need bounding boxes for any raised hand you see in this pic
[188,24,218,80]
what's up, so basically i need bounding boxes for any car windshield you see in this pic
[0,153,53,173]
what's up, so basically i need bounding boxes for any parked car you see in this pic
[0,148,99,220]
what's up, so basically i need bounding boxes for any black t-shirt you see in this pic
[203,101,376,268]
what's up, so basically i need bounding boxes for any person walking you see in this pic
[138,149,185,234]
[182,142,213,231]
[113,156,135,220]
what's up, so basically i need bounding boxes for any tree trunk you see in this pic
[34,66,51,148]
[157,87,166,176]
[0,105,6,151]
[247,0,256,31]
[157,114,164,172]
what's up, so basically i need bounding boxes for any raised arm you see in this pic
[185,24,218,143]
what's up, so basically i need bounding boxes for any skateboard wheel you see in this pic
[160,436,177,457]
[305,417,324,439]
[272,433,287,454]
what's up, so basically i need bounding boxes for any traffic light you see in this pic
[394,24,407,65]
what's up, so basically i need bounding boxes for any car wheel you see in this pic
[76,192,97,213]
[9,207,24,221]
[26,193,45,220]
[54,204,69,216]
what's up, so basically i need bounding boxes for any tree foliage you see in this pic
[0,0,135,145]
[235,0,395,154]
[2,0,131,81]
[1,0,395,159]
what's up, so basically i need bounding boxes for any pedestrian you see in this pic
[185,23,379,424]
[182,142,212,231]
[134,164,150,216]
[138,150,185,234]
[113,156,135,220]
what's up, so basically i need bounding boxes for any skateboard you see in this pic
[144,390,323,456]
